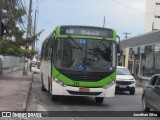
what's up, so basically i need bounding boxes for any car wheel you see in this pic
[130,88,135,95]
[142,96,150,112]
[95,97,104,103]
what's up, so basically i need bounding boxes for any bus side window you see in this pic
[45,39,52,60]
[41,44,46,60]
[51,37,57,64]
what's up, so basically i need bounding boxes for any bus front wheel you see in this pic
[95,97,104,103]
[41,73,46,91]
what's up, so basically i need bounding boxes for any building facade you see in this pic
[119,30,160,77]
[144,0,160,32]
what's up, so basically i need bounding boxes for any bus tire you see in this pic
[95,97,104,103]
[48,76,50,93]
[41,73,46,91]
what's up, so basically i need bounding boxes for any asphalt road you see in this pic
[26,74,160,120]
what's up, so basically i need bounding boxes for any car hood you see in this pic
[116,75,135,81]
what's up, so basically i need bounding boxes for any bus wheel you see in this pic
[41,73,46,91]
[95,97,104,103]
[51,95,58,101]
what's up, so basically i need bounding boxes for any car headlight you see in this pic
[131,81,136,84]
[103,81,115,89]
[130,79,136,83]
[53,78,67,87]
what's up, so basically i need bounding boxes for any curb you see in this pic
[24,73,34,111]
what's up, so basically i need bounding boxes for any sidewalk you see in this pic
[0,70,32,111]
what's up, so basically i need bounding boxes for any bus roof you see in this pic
[42,25,116,45]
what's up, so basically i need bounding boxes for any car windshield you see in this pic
[117,67,131,75]
[55,38,116,72]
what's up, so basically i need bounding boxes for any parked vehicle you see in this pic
[142,74,160,111]
[30,59,40,74]
[116,66,136,95]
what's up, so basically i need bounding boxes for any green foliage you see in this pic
[0,0,42,58]
[0,38,37,58]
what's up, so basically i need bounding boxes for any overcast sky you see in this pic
[28,0,146,51]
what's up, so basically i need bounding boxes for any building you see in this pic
[119,30,160,77]
[144,0,160,32]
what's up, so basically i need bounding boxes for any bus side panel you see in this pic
[40,60,51,91]
[105,84,116,97]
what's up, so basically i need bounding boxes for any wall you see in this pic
[2,56,24,74]
[136,77,150,87]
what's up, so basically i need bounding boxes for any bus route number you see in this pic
[74,81,79,86]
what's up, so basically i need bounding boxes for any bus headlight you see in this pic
[53,78,67,87]
[103,81,115,89]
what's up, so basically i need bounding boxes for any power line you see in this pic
[22,0,28,13]
[16,0,28,29]
[19,0,28,21]
[7,0,26,31]
[111,0,154,16]
[103,16,123,35]
[32,0,44,12]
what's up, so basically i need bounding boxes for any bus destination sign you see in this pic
[60,26,113,38]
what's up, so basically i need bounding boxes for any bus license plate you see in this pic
[79,88,90,92]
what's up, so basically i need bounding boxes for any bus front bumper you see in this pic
[51,81,115,98]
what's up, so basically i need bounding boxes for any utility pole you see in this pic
[26,0,33,38]
[103,16,105,28]
[0,0,2,58]
[0,0,2,37]
[23,0,33,75]
[33,10,37,52]
[123,32,131,39]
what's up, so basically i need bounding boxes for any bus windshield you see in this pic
[55,38,116,72]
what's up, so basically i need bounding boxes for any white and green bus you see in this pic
[40,25,118,103]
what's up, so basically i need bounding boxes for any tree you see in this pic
[0,0,41,58]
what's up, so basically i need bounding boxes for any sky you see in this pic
[28,0,146,51]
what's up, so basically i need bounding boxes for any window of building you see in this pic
[156,3,160,5]
[155,16,160,18]
[150,75,159,86]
